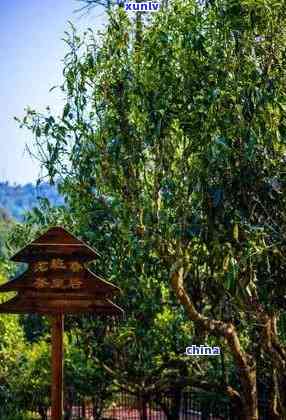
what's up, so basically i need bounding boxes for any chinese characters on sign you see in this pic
[34,259,84,273]
[34,277,83,289]
[33,259,84,289]
[0,226,122,314]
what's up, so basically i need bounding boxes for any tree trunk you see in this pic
[201,404,210,420]
[268,367,281,420]
[237,361,258,420]
[170,265,258,420]
[139,395,148,420]
[63,400,73,420]
[167,388,182,420]
[261,314,286,419]
[82,399,86,419]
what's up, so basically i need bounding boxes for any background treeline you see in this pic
[0,182,64,221]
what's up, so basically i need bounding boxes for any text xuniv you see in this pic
[118,1,161,11]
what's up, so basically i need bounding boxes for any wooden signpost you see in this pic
[0,226,123,420]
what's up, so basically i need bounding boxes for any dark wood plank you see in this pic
[11,226,100,262]
[0,267,121,297]
[0,295,124,315]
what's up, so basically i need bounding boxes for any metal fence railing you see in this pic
[45,390,232,420]
[5,388,271,419]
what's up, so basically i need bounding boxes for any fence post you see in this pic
[139,394,148,420]
[82,399,86,418]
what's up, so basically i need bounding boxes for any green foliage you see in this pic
[21,0,286,325]
[65,331,113,418]
[11,340,51,414]
[0,313,28,417]
[2,413,40,420]
[11,0,286,416]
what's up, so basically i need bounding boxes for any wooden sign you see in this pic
[0,226,124,420]
[0,263,120,297]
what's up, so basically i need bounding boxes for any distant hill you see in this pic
[0,182,65,221]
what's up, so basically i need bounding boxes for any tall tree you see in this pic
[19,0,286,418]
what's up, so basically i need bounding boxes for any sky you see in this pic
[0,0,106,185]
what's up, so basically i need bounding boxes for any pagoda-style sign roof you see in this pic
[10,226,101,262]
[0,226,123,316]
[0,295,123,315]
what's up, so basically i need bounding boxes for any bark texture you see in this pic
[170,265,258,420]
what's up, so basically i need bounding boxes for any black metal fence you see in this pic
[0,387,271,419]
[65,390,269,420]
[50,390,232,420]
